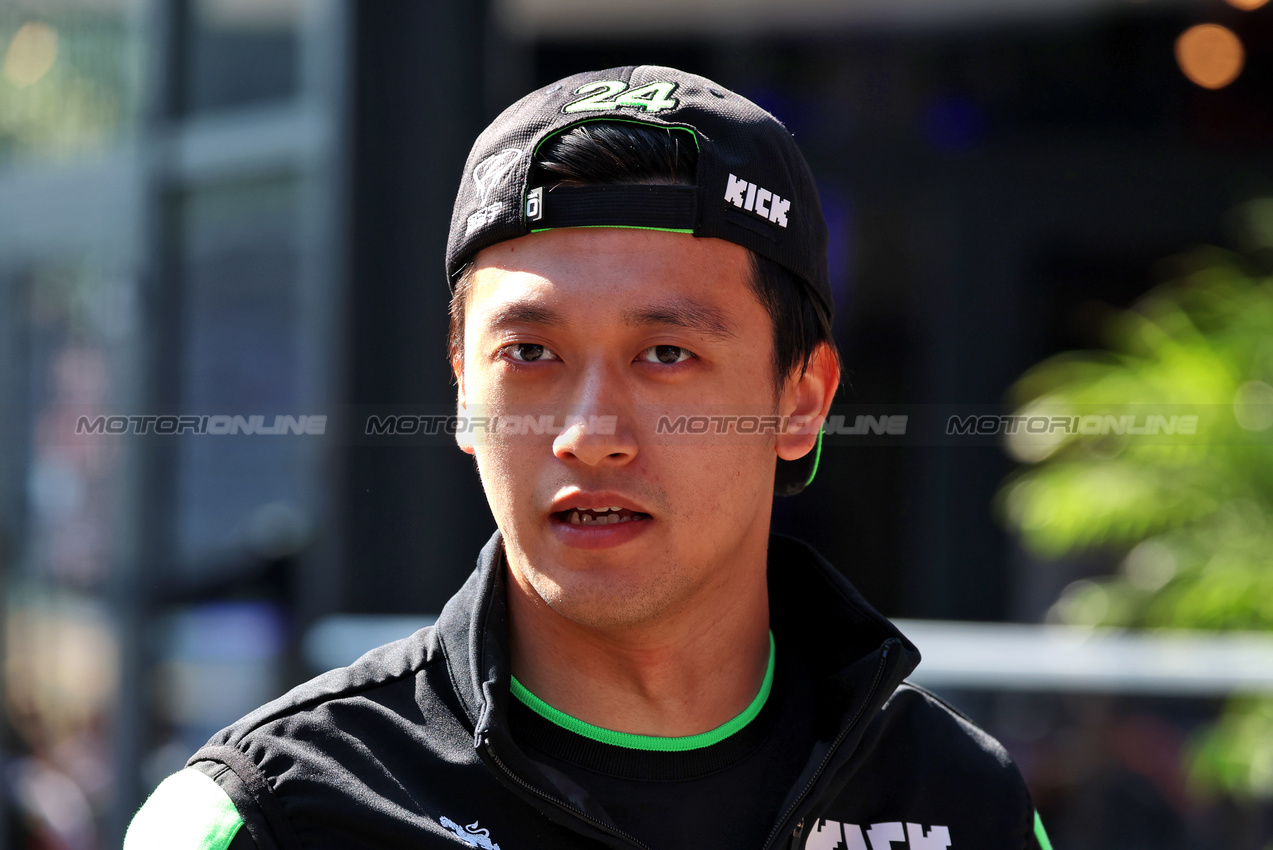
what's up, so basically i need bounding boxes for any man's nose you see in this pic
[552,367,638,468]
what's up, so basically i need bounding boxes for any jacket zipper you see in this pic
[481,735,652,850]
[766,642,894,850]
[790,818,805,848]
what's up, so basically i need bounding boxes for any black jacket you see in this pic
[188,531,1044,849]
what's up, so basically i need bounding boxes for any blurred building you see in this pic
[1,0,1272,847]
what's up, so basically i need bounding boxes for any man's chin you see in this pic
[524,567,694,633]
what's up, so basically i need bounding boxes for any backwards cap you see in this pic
[447,65,831,495]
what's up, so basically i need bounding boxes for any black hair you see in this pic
[531,123,696,187]
[449,122,840,391]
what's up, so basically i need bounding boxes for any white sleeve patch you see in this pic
[124,768,245,850]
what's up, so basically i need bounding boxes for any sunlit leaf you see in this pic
[998,246,1273,798]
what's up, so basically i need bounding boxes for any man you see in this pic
[127,66,1052,850]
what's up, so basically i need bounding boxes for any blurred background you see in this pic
[2,0,1273,846]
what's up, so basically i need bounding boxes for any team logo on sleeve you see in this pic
[805,819,951,850]
[439,816,502,849]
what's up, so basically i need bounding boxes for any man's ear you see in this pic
[775,341,839,462]
[453,355,476,456]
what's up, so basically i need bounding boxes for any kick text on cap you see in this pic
[724,173,791,228]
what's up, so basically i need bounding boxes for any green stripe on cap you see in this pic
[511,631,775,752]
[124,768,244,850]
[1034,812,1053,850]
[529,225,694,235]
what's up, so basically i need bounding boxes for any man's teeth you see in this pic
[567,509,636,525]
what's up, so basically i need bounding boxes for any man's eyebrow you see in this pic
[483,302,563,330]
[622,298,736,339]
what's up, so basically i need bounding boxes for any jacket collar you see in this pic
[434,529,920,744]
[434,530,511,738]
[432,529,922,846]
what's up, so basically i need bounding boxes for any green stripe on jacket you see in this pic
[125,768,245,850]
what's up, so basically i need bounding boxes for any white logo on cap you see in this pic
[525,187,544,222]
[466,202,503,236]
[724,173,790,228]
[473,148,523,204]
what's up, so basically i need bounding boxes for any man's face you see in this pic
[457,228,793,632]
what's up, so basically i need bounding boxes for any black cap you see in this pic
[447,65,831,495]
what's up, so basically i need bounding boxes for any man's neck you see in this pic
[505,557,771,739]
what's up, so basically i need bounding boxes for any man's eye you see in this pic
[503,343,559,362]
[638,345,695,365]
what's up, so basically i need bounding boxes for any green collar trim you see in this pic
[510,631,775,752]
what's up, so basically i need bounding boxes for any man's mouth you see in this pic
[553,507,651,526]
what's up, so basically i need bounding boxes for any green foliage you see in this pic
[998,246,1273,798]
[1189,697,1273,800]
